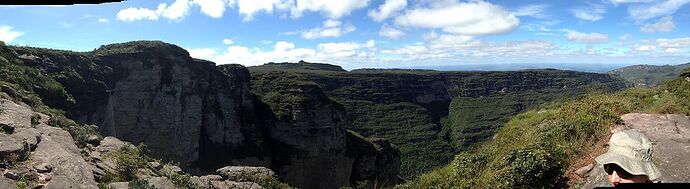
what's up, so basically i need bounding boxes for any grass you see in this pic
[249,65,625,180]
[397,72,690,188]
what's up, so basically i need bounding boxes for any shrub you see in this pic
[111,144,148,181]
[31,114,41,126]
[128,178,155,189]
[402,73,690,188]
[492,145,565,188]
[259,177,292,189]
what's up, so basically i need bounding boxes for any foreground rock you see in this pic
[1,98,291,188]
[582,113,690,188]
[0,99,98,189]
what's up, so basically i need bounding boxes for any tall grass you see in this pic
[398,73,689,188]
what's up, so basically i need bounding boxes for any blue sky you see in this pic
[1,0,689,69]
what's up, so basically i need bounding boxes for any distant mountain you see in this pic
[410,63,632,73]
[607,63,690,87]
[249,61,627,179]
[250,60,347,72]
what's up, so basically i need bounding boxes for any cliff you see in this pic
[0,97,291,189]
[608,63,690,87]
[249,63,627,178]
[1,41,400,188]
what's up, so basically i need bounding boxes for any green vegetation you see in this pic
[110,144,151,181]
[250,63,625,179]
[608,63,690,87]
[16,176,28,189]
[254,60,346,72]
[0,42,102,148]
[259,177,293,189]
[92,40,188,56]
[249,70,322,119]
[398,73,690,188]
[128,178,155,189]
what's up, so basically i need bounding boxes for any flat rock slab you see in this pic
[216,166,275,183]
[0,99,34,130]
[583,113,690,188]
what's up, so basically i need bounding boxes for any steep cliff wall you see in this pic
[5,41,400,188]
[249,64,627,178]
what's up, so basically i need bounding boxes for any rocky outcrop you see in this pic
[582,113,690,188]
[0,99,98,189]
[6,41,400,188]
[347,130,401,187]
[77,42,272,169]
[266,82,355,188]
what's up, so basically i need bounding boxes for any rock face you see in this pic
[6,41,400,188]
[582,113,690,188]
[0,99,98,189]
[80,43,272,169]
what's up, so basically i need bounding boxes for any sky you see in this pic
[1,0,690,70]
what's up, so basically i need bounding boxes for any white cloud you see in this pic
[571,4,606,21]
[117,7,159,21]
[629,0,690,20]
[640,16,675,33]
[117,0,191,22]
[188,48,218,59]
[565,30,609,44]
[192,0,228,18]
[300,19,356,39]
[117,0,228,21]
[656,37,690,48]
[368,0,407,22]
[665,48,680,53]
[394,0,519,36]
[317,40,375,57]
[222,38,235,45]
[0,25,24,43]
[512,4,549,18]
[422,32,478,50]
[379,25,405,39]
[189,41,317,66]
[380,37,559,61]
[609,0,657,4]
[635,45,656,51]
[629,37,689,55]
[187,40,377,66]
[98,18,110,23]
[236,0,293,21]
[291,0,371,19]
[156,0,192,20]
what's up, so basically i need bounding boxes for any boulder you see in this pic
[216,166,275,183]
[107,182,129,189]
[33,125,98,189]
[0,133,28,162]
[0,176,15,189]
[147,177,175,189]
[10,128,40,150]
[574,163,594,177]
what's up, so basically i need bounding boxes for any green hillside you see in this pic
[608,63,690,87]
[399,68,690,188]
[249,63,626,179]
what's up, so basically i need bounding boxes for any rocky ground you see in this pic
[579,113,690,188]
[0,98,285,189]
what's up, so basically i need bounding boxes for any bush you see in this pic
[111,144,149,181]
[401,74,690,188]
[492,145,565,188]
[128,178,155,189]
[259,177,292,189]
